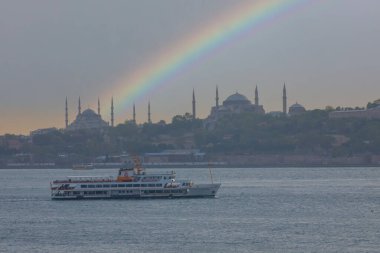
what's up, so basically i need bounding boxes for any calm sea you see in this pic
[0,167,379,253]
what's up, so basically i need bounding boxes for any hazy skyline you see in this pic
[1,0,380,134]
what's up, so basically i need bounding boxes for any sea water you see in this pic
[0,167,379,253]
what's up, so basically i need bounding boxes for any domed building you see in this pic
[65,97,110,131]
[67,109,108,131]
[204,87,265,129]
[288,102,306,116]
[223,93,251,108]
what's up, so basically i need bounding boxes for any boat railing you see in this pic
[52,176,114,184]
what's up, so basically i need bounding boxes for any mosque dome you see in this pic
[289,102,306,116]
[81,109,98,117]
[223,92,251,106]
[225,92,249,102]
[67,108,108,131]
[289,103,305,109]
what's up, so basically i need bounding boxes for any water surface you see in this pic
[0,167,379,253]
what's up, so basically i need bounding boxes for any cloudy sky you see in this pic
[1,0,380,134]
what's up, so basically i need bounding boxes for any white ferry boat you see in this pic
[50,165,220,200]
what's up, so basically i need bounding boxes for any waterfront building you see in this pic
[143,149,205,164]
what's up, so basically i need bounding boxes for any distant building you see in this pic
[204,87,265,129]
[143,149,205,164]
[7,139,23,150]
[30,127,58,137]
[67,108,108,131]
[65,97,110,131]
[329,106,380,119]
[267,111,284,117]
[288,103,306,116]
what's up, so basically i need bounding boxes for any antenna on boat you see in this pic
[208,161,214,184]
[132,155,143,175]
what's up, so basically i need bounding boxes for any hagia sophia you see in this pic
[63,84,308,131]
[203,84,306,129]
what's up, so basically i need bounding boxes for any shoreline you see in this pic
[2,163,380,169]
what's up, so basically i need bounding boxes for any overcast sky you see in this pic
[1,0,380,134]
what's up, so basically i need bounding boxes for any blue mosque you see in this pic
[65,97,112,131]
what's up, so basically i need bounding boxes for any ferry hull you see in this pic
[51,184,221,200]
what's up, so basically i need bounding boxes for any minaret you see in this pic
[283,83,287,115]
[216,86,219,108]
[111,97,114,127]
[78,96,81,115]
[192,89,196,120]
[255,85,259,106]
[133,103,136,124]
[97,97,101,116]
[65,97,68,128]
[148,101,151,124]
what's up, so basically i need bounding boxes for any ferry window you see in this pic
[141,184,147,187]
[118,184,125,187]
[73,191,80,195]
[81,185,87,188]
[111,184,117,188]
[156,184,162,187]
[103,185,110,188]
[148,184,155,187]
[88,185,95,188]
[126,184,132,187]
[156,190,163,193]
[149,190,155,194]
[96,185,102,188]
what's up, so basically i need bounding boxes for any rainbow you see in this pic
[110,0,311,113]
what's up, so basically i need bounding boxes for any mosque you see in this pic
[63,84,306,131]
[65,97,113,131]
[203,86,264,129]
[203,84,306,129]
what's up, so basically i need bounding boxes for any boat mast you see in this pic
[208,161,214,184]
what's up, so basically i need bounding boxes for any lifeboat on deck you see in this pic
[116,175,133,182]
